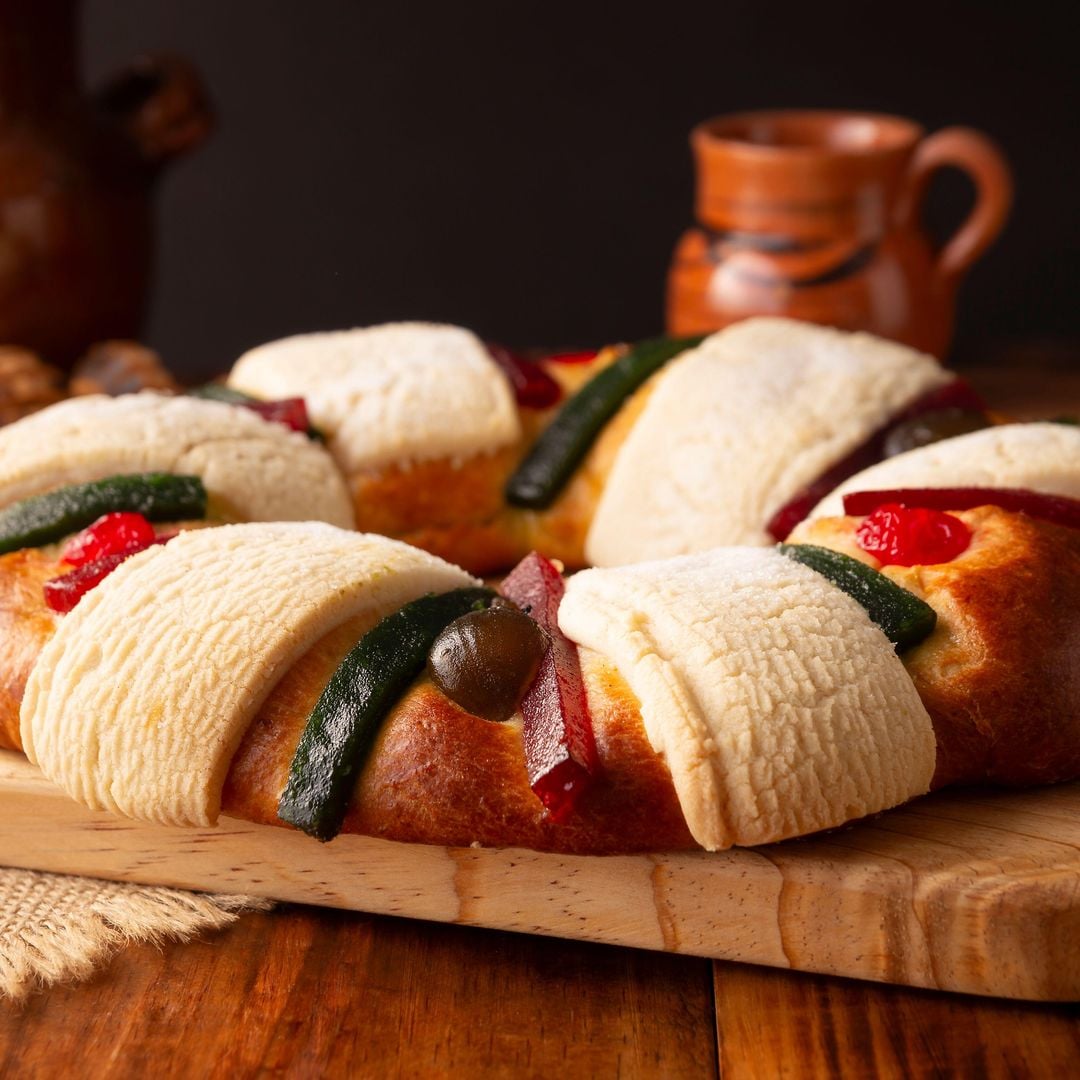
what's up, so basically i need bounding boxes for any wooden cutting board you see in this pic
[1,750,1076,1002]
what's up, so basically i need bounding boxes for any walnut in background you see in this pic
[69,340,181,397]
[0,346,66,425]
[1,340,185,428]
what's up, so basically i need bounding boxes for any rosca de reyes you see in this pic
[3,446,1078,853]
[227,317,986,572]
[0,325,1076,855]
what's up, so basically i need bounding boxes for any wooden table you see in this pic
[0,905,1077,1077]
[2,358,1080,1077]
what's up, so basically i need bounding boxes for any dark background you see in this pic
[83,2,1079,380]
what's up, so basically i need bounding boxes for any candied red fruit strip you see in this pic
[766,442,882,541]
[61,512,156,567]
[243,397,310,433]
[46,527,177,613]
[44,552,132,613]
[765,378,987,541]
[766,491,824,546]
[544,349,600,365]
[842,487,1080,530]
[855,503,972,567]
[486,343,563,410]
[500,551,598,820]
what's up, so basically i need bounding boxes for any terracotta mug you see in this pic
[666,109,1013,358]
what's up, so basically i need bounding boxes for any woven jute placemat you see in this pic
[0,866,271,1001]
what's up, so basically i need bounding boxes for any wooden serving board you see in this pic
[1,751,1076,1002]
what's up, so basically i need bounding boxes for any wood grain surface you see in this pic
[1,906,1076,1078]
[0,908,720,1078]
[2,746,1078,1002]
[712,963,1080,1078]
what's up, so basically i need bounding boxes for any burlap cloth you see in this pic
[0,866,271,1001]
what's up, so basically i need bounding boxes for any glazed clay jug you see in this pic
[666,110,1012,358]
[0,1,212,367]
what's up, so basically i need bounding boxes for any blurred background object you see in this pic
[0,0,211,369]
[0,337,178,427]
[0,1,1063,381]
[666,110,1012,357]
[0,345,65,423]
[68,338,180,396]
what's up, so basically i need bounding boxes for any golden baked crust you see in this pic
[790,506,1080,788]
[0,550,694,852]
[224,628,696,853]
[347,350,652,575]
[4,503,1078,850]
[0,550,61,750]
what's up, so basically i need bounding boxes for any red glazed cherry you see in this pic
[855,504,972,567]
[61,512,156,566]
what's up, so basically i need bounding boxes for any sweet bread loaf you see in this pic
[3,494,1076,854]
[0,391,356,751]
[794,503,1080,788]
[0,341,1075,856]
[17,525,933,852]
[0,393,353,528]
[227,318,955,571]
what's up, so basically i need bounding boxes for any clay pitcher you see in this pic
[666,109,1013,358]
[0,0,212,367]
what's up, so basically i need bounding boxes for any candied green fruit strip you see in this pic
[188,384,258,406]
[0,473,207,555]
[505,335,705,510]
[278,586,496,842]
[778,543,937,652]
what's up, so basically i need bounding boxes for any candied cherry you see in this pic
[855,503,972,567]
[61,512,156,566]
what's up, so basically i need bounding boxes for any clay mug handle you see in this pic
[897,127,1013,289]
[95,52,214,172]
